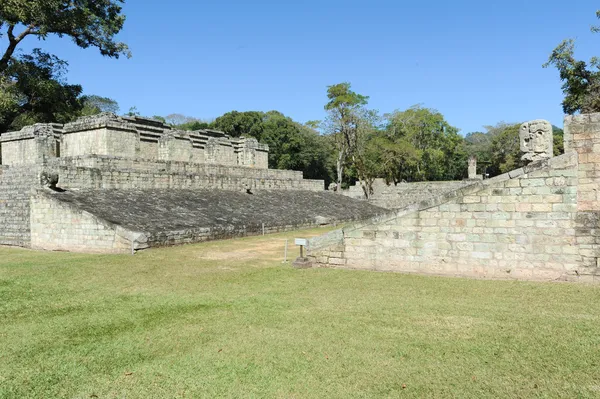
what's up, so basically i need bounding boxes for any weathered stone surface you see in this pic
[307,118,600,283]
[342,179,472,209]
[1,113,270,168]
[520,119,553,163]
[31,189,386,250]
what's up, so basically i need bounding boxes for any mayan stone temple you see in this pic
[0,113,384,253]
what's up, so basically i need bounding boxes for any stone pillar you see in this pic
[565,114,600,211]
[158,133,176,161]
[565,113,600,274]
[240,138,258,167]
[468,156,477,179]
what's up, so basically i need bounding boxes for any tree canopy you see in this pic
[0,49,83,132]
[212,110,336,185]
[0,0,130,73]
[544,10,600,114]
[383,106,467,182]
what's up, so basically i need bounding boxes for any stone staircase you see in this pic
[0,166,40,247]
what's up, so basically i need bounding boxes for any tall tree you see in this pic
[0,0,130,73]
[385,105,466,181]
[0,49,83,132]
[543,39,600,114]
[80,95,119,116]
[323,82,369,190]
[544,10,600,114]
[212,111,265,140]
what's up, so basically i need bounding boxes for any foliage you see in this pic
[178,120,212,131]
[0,0,130,73]
[212,111,265,139]
[543,39,600,114]
[384,105,467,182]
[213,110,335,185]
[488,123,524,175]
[125,106,139,117]
[323,82,371,193]
[0,49,83,132]
[80,95,119,116]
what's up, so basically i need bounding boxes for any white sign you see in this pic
[295,238,308,246]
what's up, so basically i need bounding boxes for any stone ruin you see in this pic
[0,113,385,253]
[306,117,600,283]
[0,113,270,168]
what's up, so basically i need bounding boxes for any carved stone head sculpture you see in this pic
[520,119,553,162]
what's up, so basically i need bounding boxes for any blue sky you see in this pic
[15,0,600,133]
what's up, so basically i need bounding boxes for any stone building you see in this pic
[306,116,600,283]
[0,113,384,253]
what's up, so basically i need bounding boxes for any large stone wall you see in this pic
[305,114,600,282]
[342,179,472,209]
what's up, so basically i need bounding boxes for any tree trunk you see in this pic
[0,24,34,74]
[336,149,345,192]
[0,41,18,74]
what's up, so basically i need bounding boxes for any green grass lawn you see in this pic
[1,227,599,398]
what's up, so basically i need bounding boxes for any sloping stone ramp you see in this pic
[29,189,385,253]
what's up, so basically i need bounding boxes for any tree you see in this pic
[0,49,83,132]
[211,110,335,184]
[385,105,466,182]
[0,0,130,74]
[125,106,139,117]
[488,123,524,175]
[212,111,265,139]
[80,95,119,116]
[323,82,369,191]
[543,39,600,114]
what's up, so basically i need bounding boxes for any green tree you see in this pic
[211,110,335,184]
[80,95,119,116]
[543,39,600,114]
[0,0,130,73]
[385,105,466,181]
[488,123,524,175]
[0,49,83,132]
[212,111,265,140]
[323,82,369,190]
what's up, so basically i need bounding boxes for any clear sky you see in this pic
[16,0,600,134]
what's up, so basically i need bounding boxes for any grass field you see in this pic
[1,227,599,398]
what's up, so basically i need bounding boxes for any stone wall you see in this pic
[306,112,600,283]
[0,165,41,247]
[30,192,143,253]
[342,179,472,209]
[45,156,324,191]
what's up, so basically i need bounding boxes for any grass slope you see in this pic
[1,228,599,398]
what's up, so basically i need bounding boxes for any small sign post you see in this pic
[292,238,311,269]
[295,238,308,258]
